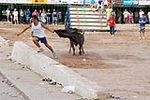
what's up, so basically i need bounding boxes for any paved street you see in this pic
[0,74,27,100]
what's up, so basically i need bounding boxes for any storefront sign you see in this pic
[0,0,7,3]
[123,0,138,5]
[139,0,150,5]
[15,0,31,3]
[58,0,69,4]
[113,0,123,6]
[47,0,57,4]
[32,0,47,4]
[5,0,14,3]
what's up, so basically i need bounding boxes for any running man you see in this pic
[17,15,56,58]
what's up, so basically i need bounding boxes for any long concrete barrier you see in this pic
[0,36,9,53]
[11,41,110,100]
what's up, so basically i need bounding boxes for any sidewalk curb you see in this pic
[0,69,30,100]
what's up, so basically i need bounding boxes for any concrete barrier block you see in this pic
[11,41,110,99]
[0,36,9,52]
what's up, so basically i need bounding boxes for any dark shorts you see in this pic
[140,26,145,32]
[34,36,47,44]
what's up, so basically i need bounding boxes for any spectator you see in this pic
[117,10,122,24]
[52,9,57,25]
[2,10,6,21]
[139,14,147,39]
[6,8,10,22]
[41,10,47,24]
[90,0,96,12]
[9,11,14,23]
[19,9,24,24]
[139,9,144,18]
[58,10,62,25]
[129,12,134,24]
[104,0,108,7]
[123,9,129,24]
[46,9,51,24]
[96,0,103,11]
[38,9,42,21]
[106,6,112,20]
[107,15,116,36]
[13,8,19,24]
[134,11,139,23]
[147,11,150,24]
[25,9,31,24]
[32,9,39,16]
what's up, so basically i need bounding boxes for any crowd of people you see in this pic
[107,8,148,39]
[90,0,149,38]
[122,8,150,24]
[1,0,150,39]
[3,8,62,25]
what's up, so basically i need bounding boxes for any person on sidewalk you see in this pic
[107,15,116,36]
[17,15,57,58]
[139,14,147,39]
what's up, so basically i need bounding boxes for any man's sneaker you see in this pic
[37,48,44,53]
[142,37,145,39]
[52,52,57,59]
[138,37,142,39]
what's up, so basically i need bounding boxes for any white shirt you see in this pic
[139,11,144,18]
[31,22,45,38]
[6,9,10,16]
[13,11,18,17]
[104,0,108,5]
[123,11,129,18]
[147,12,150,18]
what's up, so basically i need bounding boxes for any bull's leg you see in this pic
[81,46,85,54]
[70,41,75,55]
[79,44,85,55]
[79,45,83,55]
[69,40,72,54]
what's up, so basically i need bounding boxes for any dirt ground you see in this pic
[1,23,150,100]
[0,23,150,69]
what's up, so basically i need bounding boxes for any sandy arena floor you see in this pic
[1,23,150,100]
[0,23,150,69]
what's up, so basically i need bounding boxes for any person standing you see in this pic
[19,9,24,24]
[139,9,144,18]
[134,11,139,23]
[25,9,31,24]
[147,11,150,24]
[107,15,116,36]
[123,9,129,24]
[52,9,57,25]
[106,5,112,20]
[17,15,57,58]
[46,9,51,24]
[129,12,134,24]
[13,8,19,24]
[90,0,96,12]
[6,8,10,22]
[139,14,147,39]
[117,10,122,24]
[32,9,39,16]
[41,10,47,24]
[96,0,103,11]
